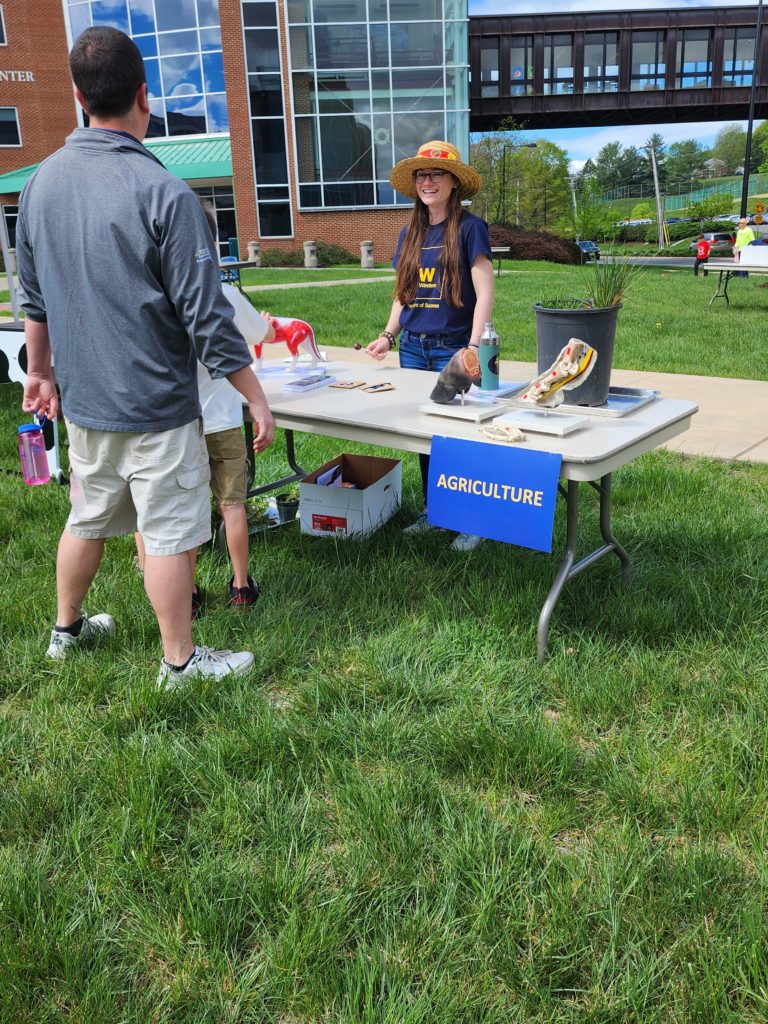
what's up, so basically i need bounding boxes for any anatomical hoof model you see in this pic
[519,339,596,409]
[430,346,481,404]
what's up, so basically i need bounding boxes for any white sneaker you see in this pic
[450,532,483,553]
[46,612,117,660]
[403,511,443,535]
[157,645,255,690]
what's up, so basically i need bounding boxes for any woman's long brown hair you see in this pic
[395,182,465,308]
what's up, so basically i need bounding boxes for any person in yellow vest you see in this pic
[733,217,756,276]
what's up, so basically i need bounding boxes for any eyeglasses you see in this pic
[413,171,446,184]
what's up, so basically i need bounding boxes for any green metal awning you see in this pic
[0,133,232,196]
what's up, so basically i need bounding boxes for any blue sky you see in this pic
[467,0,759,170]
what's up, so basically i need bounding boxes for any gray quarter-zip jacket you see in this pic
[16,128,252,432]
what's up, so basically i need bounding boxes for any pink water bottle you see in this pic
[18,421,50,485]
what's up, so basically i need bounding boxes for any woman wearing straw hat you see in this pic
[365,140,494,552]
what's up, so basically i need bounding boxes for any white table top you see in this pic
[255,362,698,482]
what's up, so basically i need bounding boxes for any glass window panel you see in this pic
[212,186,234,202]
[166,96,206,134]
[206,93,228,131]
[443,0,465,17]
[376,181,396,205]
[323,182,374,206]
[445,110,466,150]
[200,26,222,51]
[373,113,392,178]
[91,0,129,32]
[258,202,292,237]
[299,184,322,206]
[445,68,467,109]
[158,30,198,55]
[290,26,314,69]
[202,50,225,91]
[392,111,438,165]
[161,54,203,95]
[319,114,372,181]
[258,186,290,199]
[156,0,196,31]
[371,70,390,111]
[249,74,284,116]
[314,24,367,69]
[144,57,162,99]
[510,35,533,96]
[390,23,442,67]
[196,0,220,27]
[0,108,21,146]
[295,116,320,181]
[216,208,237,249]
[287,0,311,22]
[724,28,755,86]
[369,0,387,22]
[370,24,389,68]
[391,68,444,111]
[317,72,371,114]
[146,102,166,137]
[0,9,5,45]
[252,119,289,183]
[193,187,214,198]
[313,0,366,22]
[128,0,154,34]
[135,34,158,58]
[245,29,280,72]
[444,21,466,66]
[69,4,92,37]
[243,4,277,28]
[544,33,573,93]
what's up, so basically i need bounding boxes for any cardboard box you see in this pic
[740,245,768,267]
[300,454,402,538]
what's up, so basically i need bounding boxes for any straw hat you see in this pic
[389,140,481,201]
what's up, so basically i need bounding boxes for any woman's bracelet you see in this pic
[379,330,397,350]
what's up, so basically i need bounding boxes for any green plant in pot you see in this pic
[533,259,642,407]
[275,485,300,523]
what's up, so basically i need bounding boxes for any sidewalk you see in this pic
[320,345,768,464]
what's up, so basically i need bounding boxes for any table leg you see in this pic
[708,270,731,310]
[243,426,307,498]
[537,473,632,661]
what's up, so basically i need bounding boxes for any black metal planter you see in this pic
[532,303,621,407]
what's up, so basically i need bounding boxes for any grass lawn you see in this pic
[239,267,395,288]
[1,269,767,1020]
[248,261,766,380]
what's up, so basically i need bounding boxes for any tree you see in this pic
[592,141,625,193]
[752,120,768,173]
[469,119,526,224]
[665,139,708,190]
[688,193,734,229]
[712,124,747,175]
[631,201,653,220]
[571,178,615,241]
[517,140,570,228]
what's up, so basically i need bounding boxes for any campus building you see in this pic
[1,2,765,258]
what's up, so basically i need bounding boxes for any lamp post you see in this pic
[500,141,536,225]
[740,0,764,218]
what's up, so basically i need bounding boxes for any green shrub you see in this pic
[260,248,305,268]
[315,241,358,266]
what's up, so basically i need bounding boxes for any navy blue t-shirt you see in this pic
[393,212,491,337]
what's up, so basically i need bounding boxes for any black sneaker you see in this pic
[228,576,260,608]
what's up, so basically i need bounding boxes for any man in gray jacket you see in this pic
[17,26,273,688]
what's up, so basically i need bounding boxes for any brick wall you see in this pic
[220,0,411,261]
[0,0,75,177]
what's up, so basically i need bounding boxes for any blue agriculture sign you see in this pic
[427,436,562,552]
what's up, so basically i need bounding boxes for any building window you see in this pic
[243,1,293,237]
[543,34,573,95]
[480,37,499,98]
[631,30,666,91]
[723,27,755,87]
[0,5,6,45]
[193,186,237,258]
[2,205,17,248]
[676,28,711,89]
[0,107,21,146]
[510,35,533,96]
[584,31,619,93]
[64,0,228,137]
[288,0,469,210]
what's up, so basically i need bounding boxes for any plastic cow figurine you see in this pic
[252,317,321,370]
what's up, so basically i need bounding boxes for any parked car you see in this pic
[576,239,600,263]
[688,232,734,256]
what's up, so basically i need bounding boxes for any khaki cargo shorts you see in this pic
[66,418,212,556]
[204,426,248,506]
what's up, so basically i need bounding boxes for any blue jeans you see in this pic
[399,329,470,505]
